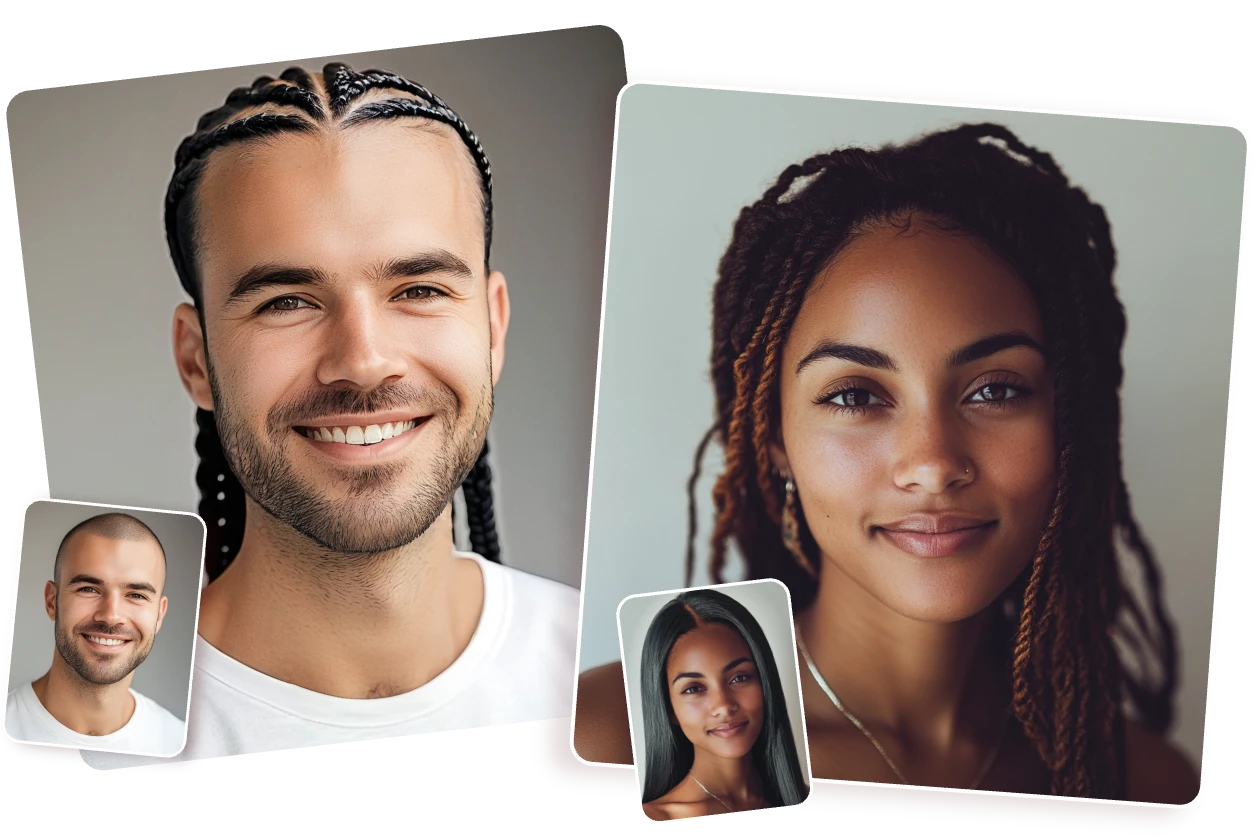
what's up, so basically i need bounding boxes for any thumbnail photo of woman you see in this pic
[620,582,809,819]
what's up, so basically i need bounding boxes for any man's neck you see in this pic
[32,659,136,736]
[196,501,484,699]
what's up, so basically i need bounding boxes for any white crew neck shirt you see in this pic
[83,552,577,767]
[5,682,186,756]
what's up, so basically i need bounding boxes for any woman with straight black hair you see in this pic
[638,588,807,819]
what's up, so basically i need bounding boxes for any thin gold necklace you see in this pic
[796,629,1009,789]
[689,773,735,812]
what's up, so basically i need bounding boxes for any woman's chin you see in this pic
[823,550,1027,625]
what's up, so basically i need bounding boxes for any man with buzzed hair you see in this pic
[5,513,186,756]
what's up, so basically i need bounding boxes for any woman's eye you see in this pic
[730,673,752,685]
[680,684,704,695]
[829,388,887,408]
[968,383,1023,403]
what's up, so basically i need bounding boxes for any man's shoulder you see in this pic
[0,685,40,740]
[132,691,186,728]
[470,553,578,619]
[496,562,579,606]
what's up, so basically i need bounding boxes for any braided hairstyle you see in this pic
[684,123,1178,798]
[168,63,503,579]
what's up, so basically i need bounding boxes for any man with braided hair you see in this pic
[109,63,577,761]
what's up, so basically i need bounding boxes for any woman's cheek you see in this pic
[788,417,887,551]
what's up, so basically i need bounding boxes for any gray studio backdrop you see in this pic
[579,85,1245,769]
[10,26,625,588]
[8,501,204,720]
[618,580,810,796]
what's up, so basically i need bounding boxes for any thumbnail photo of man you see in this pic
[3,503,199,760]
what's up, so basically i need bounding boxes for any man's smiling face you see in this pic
[48,533,168,685]
[174,121,509,554]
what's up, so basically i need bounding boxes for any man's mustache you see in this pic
[267,383,457,430]
[75,622,135,640]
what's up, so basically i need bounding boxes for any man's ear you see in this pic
[43,581,56,621]
[486,270,510,386]
[154,596,168,635]
[173,304,214,412]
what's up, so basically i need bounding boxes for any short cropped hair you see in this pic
[53,513,167,589]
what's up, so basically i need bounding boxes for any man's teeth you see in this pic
[304,420,417,445]
[87,636,126,646]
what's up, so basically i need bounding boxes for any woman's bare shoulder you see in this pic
[642,796,711,821]
[1124,719,1199,805]
[572,661,634,765]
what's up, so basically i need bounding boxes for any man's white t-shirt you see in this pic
[84,553,577,767]
[5,682,186,756]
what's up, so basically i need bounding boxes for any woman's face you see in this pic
[665,622,766,759]
[775,218,1057,623]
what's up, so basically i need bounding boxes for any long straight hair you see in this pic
[639,588,808,806]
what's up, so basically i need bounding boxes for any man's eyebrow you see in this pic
[375,250,474,282]
[228,265,333,302]
[795,330,1046,375]
[65,574,157,594]
[67,574,103,586]
[226,251,475,304]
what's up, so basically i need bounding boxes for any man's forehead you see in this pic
[192,123,487,310]
[61,533,165,581]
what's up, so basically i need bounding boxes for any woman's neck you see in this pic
[800,562,1007,748]
[196,499,483,699]
[689,750,761,805]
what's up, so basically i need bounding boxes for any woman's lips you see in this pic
[707,720,750,738]
[876,515,997,558]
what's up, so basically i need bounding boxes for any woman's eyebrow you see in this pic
[671,656,754,684]
[796,342,896,375]
[672,670,706,684]
[795,329,1045,375]
[947,330,1046,367]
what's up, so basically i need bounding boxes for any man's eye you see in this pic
[261,295,313,313]
[395,286,444,302]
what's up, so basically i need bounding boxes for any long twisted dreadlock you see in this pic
[684,123,1178,799]
[168,63,502,579]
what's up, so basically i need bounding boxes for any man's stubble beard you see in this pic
[207,354,492,556]
[54,609,154,687]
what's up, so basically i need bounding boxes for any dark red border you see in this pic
[619,71,1229,123]
[536,720,1194,831]
[4,488,199,770]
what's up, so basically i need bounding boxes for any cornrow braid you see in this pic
[168,63,502,576]
[686,122,1178,799]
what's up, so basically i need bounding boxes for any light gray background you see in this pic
[9,26,626,587]
[580,85,1246,770]
[7,501,204,720]
[618,580,810,796]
